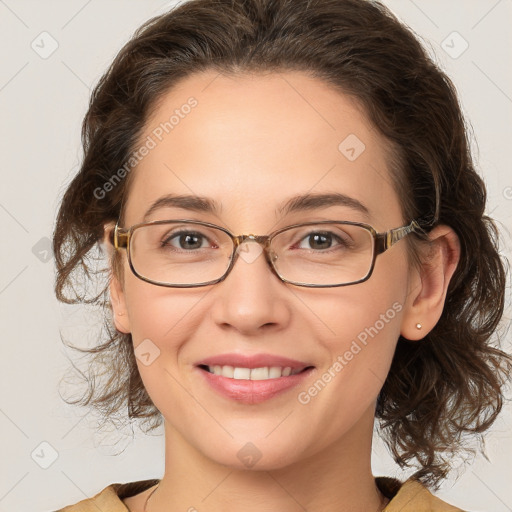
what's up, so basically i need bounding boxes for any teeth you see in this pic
[233,367,251,379]
[251,367,269,380]
[207,365,303,380]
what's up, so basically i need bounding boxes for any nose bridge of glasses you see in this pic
[233,233,276,254]
[231,233,277,274]
[233,233,270,246]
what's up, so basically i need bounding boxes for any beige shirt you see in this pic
[54,476,465,511]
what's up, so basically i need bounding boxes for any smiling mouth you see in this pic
[198,364,314,380]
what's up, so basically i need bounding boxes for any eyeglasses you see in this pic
[113,219,422,288]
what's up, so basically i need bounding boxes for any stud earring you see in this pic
[415,323,422,329]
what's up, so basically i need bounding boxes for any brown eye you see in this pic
[296,231,350,251]
[162,230,210,251]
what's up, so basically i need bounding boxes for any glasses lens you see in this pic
[130,222,233,285]
[271,223,374,286]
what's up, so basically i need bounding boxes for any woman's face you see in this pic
[112,70,417,469]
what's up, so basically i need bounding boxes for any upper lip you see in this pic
[195,353,314,371]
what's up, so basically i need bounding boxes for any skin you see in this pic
[105,70,460,511]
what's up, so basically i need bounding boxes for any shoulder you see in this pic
[53,479,160,512]
[54,476,467,511]
[377,476,467,512]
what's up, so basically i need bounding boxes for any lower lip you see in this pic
[197,367,315,404]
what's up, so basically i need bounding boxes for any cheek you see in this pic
[292,289,404,452]
[123,271,204,341]
[121,278,206,412]
[321,283,403,391]
[320,251,407,351]
[307,253,408,395]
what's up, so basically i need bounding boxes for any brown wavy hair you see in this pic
[53,0,511,488]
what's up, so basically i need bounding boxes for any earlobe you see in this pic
[400,225,460,341]
[110,274,131,333]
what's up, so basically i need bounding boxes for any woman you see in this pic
[53,0,511,510]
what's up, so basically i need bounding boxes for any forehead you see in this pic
[123,70,403,230]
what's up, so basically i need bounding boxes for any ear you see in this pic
[400,225,460,340]
[102,221,131,334]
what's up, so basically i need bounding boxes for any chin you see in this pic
[197,435,307,472]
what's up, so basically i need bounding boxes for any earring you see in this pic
[415,323,422,330]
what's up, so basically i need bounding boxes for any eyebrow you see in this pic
[277,192,370,219]
[142,192,370,222]
[143,194,220,222]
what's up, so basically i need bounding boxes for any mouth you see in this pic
[194,355,316,404]
[198,364,314,380]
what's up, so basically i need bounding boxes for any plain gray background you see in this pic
[0,1,511,511]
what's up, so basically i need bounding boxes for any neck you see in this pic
[147,407,386,512]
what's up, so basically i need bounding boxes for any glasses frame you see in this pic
[113,218,422,288]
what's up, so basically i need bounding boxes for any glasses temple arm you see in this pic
[112,224,129,249]
[375,220,421,254]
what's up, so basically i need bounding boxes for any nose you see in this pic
[209,240,291,334]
